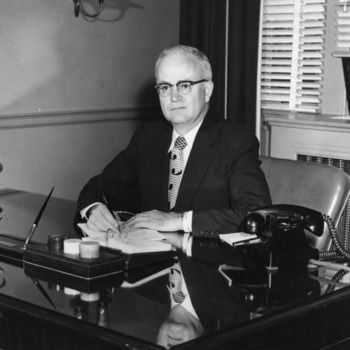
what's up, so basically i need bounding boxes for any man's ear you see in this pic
[204,81,214,102]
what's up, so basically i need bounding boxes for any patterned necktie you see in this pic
[168,262,186,304]
[168,136,187,210]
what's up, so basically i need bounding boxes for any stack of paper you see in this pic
[78,223,172,254]
[219,232,260,246]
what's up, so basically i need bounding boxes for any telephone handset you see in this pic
[241,204,350,268]
[242,204,324,238]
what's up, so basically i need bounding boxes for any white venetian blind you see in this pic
[335,0,350,50]
[260,0,326,113]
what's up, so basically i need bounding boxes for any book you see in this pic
[78,223,172,254]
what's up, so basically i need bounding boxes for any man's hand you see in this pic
[125,210,184,232]
[86,204,121,233]
[163,232,184,250]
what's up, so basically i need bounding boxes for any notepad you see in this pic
[219,232,260,246]
[78,223,172,254]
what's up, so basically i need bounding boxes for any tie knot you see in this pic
[168,263,186,304]
[174,136,187,151]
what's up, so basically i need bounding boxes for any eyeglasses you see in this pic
[155,79,208,97]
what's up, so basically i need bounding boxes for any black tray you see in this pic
[24,263,124,294]
[24,257,176,294]
[0,233,40,266]
[0,233,178,278]
[23,244,126,279]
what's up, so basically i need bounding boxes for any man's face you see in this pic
[156,53,213,135]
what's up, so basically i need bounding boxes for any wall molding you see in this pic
[0,107,162,129]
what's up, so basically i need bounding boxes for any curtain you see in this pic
[179,0,227,118]
[180,0,261,130]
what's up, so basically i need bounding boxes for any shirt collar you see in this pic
[167,286,199,320]
[168,120,203,152]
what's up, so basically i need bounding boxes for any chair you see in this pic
[0,163,2,218]
[259,155,350,251]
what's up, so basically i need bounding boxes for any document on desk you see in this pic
[219,232,260,246]
[77,223,172,254]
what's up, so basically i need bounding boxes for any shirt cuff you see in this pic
[80,202,101,219]
[182,234,193,256]
[182,211,193,232]
[182,212,193,256]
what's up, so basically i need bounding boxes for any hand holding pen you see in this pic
[86,204,135,241]
[84,185,132,241]
[85,203,121,233]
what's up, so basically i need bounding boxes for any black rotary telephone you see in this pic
[241,204,347,268]
[242,204,324,238]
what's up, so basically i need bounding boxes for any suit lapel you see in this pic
[150,125,172,211]
[175,115,218,211]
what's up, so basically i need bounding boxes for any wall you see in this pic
[0,0,180,201]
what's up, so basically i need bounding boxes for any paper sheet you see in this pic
[219,232,259,246]
[78,223,167,241]
[78,223,171,254]
[121,266,172,288]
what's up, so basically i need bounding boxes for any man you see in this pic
[77,45,271,251]
[156,261,204,348]
[156,253,251,348]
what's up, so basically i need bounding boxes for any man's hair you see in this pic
[155,45,212,81]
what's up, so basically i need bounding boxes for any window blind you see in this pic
[335,0,350,49]
[260,0,326,113]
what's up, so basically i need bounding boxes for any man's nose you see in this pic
[170,87,182,101]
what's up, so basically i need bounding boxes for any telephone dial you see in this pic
[241,204,348,268]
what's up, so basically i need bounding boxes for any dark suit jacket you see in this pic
[77,111,271,236]
[177,254,251,336]
[132,254,251,339]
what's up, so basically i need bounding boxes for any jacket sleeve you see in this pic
[77,129,141,215]
[191,133,272,236]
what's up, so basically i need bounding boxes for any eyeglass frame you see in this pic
[155,79,208,97]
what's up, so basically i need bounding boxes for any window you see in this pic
[333,0,350,114]
[335,0,350,50]
[260,0,326,113]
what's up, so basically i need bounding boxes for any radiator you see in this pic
[297,154,350,250]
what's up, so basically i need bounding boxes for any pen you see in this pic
[23,186,54,250]
[31,277,56,309]
[98,184,118,221]
[98,184,129,241]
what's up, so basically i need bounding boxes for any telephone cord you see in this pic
[325,268,349,294]
[321,214,350,260]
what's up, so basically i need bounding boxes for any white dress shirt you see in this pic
[168,121,203,256]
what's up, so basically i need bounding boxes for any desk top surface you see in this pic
[0,190,349,349]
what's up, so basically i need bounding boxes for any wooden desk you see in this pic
[1,191,350,349]
[0,189,77,242]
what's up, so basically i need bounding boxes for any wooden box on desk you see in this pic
[0,233,177,273]
[23,263,124,294]
[0,233,40,266]
[23,244,126,279]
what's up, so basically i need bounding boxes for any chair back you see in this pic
[260,156,350,251]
